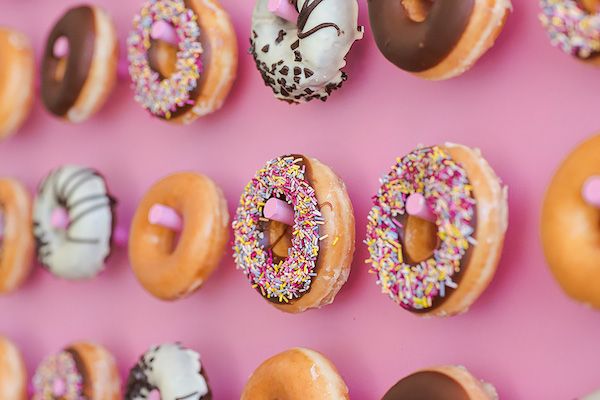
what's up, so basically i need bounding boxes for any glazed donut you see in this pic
[242,347,348,400]
[368,0,511,80]
[32,342,121,400]
[539,0,600,63]
[33,165,116,280]
[541,134,600,308]
[41,5,118,123]
[0,337,27,400]
[127,0,238,123]
[0,178,34,294]
[125,343,211,400]
[129,172,229,300]
[250,0,363,103]
[0,28,34,139]
[232,155,355,313]
[366,144,508,316]
[381,365,498,400]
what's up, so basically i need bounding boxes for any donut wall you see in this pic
[1,0,600,398]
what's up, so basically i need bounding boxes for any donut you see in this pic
[365,144,508,316]
[125,343,211,400]
[250,0,363,103]
[539,0,600,63]
[33,165,116,280]
[0,28,35,139]
[127,0,238,123]
[129,172,229,300]
[232,155,355,313]
[541,134,600,308]
[0,178,34,294]
[242,347,348,400]
[368,0,511,80]
[41,5,118,123]
[0,337,27,400]
[32,342,121,400]
[381,365,498,400]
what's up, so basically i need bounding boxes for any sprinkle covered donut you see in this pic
[233,155,355,313]
[33,165,116,280]
[0,336,27,400]
[127,0,238,123]
[125,343,211,400]
[366,144,508,316]
[250,0,363,103]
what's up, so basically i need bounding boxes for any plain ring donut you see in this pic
[0,336,27,400]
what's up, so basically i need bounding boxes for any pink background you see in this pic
[1,0,600,398]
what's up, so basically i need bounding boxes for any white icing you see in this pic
[33,165,114,280]
[251,0,362,102]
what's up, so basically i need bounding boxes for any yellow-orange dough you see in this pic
[66,342,121,399]
[129,172,230,300]
[241,348,349,400]
[0,337,26,400]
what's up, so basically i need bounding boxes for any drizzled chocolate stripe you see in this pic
[298,0,342,39]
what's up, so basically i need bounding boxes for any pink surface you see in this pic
[1,0,600,398]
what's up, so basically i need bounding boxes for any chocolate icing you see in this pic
[297,0,342,39]
[382,371,470,400]
[368,0,475,72]
[41,6,96,116]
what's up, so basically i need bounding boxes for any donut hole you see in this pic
[148,40,178,79]
[401,0,434,22]
[402,215,438,263]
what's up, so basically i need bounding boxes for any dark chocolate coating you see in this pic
[367,0,475,72]
[41,6,96,116]
[382,371,470,400]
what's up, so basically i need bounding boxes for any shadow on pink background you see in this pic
[1,0,600,398]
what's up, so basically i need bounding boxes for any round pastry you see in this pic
[127,0,238,123]
[368,0,512,80]
[129,172,229,300]
[32,342,121,400]
[41,5,118,123]
[232,155,355,313]
[242,347,348,400]
[33,165,116,280]
[125,343,211,400]
[250,0,363,103]
[381,365,498,400]
[539,0,600,63]
[0,336,27,400]
[366,144,508,316]
[0,28,35,139]
[0,178,34,294]
[541,134,600,308]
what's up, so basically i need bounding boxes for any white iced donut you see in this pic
[33,165,115,279]
[125,343,210,400]
[250,0,363,103]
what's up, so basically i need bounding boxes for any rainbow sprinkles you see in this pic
[33,351,84,400]
[127,0,204,119]
[232,156,322,303]
[365,146,476,311]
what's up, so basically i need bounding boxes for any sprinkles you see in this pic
[539,0,600,58]
[127,0,204,119]
[232,156,322,302]
[365,147,476,311]
[33,351,84,400]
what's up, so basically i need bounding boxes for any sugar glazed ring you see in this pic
[233,155,355,313]
[125,343,211,400]
[381,365,498,400]
[33,165,116,280]
[0,336,27,400]
[127,0,238,123]
[242,347,349,400]
[0,178,34,294]
[32,342,121,400]
[366,144,508,316]
[0,28,35,139]
[250,0,363,103]
[129,172,229,300]
[41,5,118,122]
[368,0,511,80]
[539,0,600,62]
[541,135,600,308]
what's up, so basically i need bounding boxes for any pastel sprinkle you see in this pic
[32,351,84,400]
